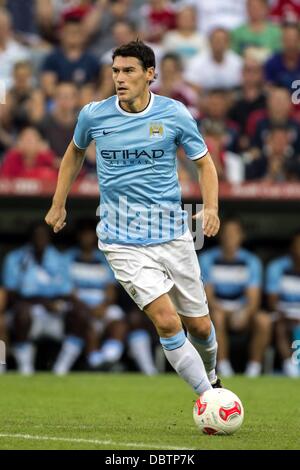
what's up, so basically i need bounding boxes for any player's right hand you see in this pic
[45,204,67,233]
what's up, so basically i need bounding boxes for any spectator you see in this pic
[139,0,176,44]
[2,223,89,375]
[245,124,300,181]
[36,0,93,44]
[96,64,115,101]
[266,231,300,377]
[66,220,127,371]
[248,87,300,156]
[185,28,243,92]
[101,20,137,65]
[82,0,136,57]
[8,61,36,131]
[162,5,208,66]
[264,23,300,90]
[41,16,100,100]
[0,127,57,179]
[6,0,40,46]
[270,0,300,23]
[151,53,198,113]
[189,0,248,36]
[229,57,266,150]
[0,8,30,88]
[199,218,271,377]
[39,82,78,161]
[199,89,240,152]
[201,120,244,184]
[231,0,282,60]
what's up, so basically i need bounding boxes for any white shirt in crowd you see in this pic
[186,0,248,35]
[162,30,208,66]
[0,40,30,89]
[185,49,243,90]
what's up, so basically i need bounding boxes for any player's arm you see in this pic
[242,286,261,318]
[267,293,279,312]
[45,141,86,233]
[194,153,220,238]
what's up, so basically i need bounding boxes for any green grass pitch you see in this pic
[0,373,299,450]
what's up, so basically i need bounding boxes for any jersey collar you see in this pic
[115,92,154,117]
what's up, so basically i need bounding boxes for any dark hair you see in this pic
[269,123,289,133]
[220,216,244,232]
[112,40,156,71]
[161,52,183,71]
[282,21,300,33]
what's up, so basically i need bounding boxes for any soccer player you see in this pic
[45,40,220,395]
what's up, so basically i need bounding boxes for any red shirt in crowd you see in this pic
[0,149,58,179]
[270,0,300,22]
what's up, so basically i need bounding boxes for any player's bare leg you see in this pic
[12,300,35,375]
[144,293,212,395]
[246,312,272,377]
[212,308,234,377]
[275,317,299,377]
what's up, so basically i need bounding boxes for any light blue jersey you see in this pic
[266,256,300,319]
[2,245,72,298]
[199,247,262,309]
[73,93,208,245]
[65,248,116,307]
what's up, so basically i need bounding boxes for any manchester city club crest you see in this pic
[149,122,164,138]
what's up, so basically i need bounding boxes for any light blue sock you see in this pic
[160,330,212,395]
[188,323,218,383]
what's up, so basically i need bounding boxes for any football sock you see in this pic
[188,323,218,384]
[53,336,84,375]
[128,329,158,375]
[160,330,212,395]
[14,342,35,375]
[88,339,124,368]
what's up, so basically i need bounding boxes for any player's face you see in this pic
[220,222,244,252]
[112,56,154,104]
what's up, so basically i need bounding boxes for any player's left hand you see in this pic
[193,208,220,237]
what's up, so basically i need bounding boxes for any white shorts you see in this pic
[98,230,209,318]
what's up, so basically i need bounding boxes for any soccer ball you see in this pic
[193,388,244,435]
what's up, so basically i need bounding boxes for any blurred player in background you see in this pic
[2,223,89,375]
[45,40,221,395]
[266,231,300,377]
[200,218,272,377]
[66,219,127,370]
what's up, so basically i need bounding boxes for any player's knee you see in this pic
[254,312,272,332]
[188,316,212,340]
[153,310,181,337]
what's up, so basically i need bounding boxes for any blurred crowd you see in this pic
[0,218,300,378]
[0,0,300,184]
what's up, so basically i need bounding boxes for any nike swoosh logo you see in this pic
[103,130,115,135]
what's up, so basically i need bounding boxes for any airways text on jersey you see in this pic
[100,148,165,166]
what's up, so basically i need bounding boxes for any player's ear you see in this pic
[146,66,155,83]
